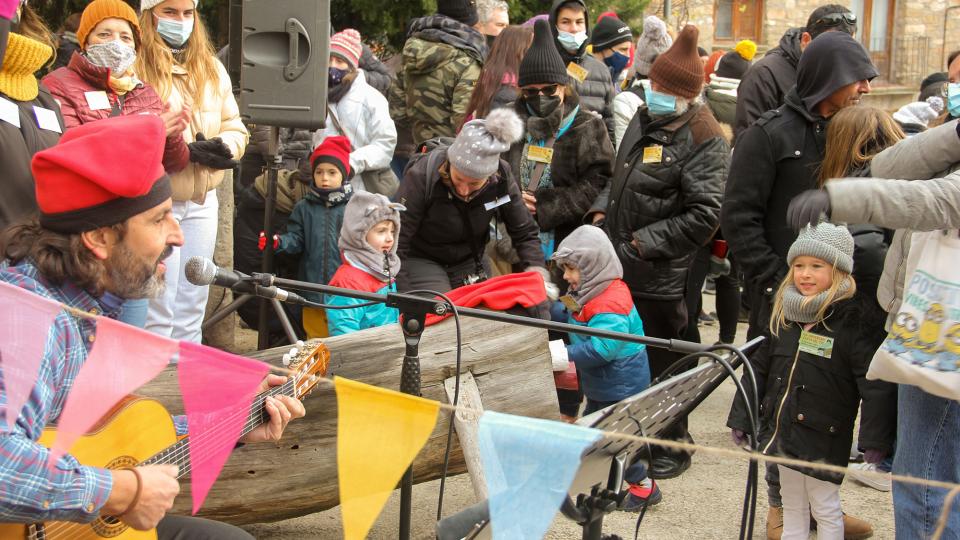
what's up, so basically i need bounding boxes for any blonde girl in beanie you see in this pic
[727,223,896,540]
[136,0,249,342]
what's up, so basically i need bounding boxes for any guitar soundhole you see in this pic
[91,456,139,537]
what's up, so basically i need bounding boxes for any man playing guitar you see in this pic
[0,114,305,538]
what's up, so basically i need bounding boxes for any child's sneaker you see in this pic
[848,462,892,492]
[620,478,662,511]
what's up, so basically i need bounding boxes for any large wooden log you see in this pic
[139,316,558,525]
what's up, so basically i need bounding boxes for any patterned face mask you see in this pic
[85,40,137,75]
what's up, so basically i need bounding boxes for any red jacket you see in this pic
[42,52,189,173]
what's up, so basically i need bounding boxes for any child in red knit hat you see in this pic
[258,135,354,338]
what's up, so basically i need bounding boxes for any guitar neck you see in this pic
[140,380,296,476]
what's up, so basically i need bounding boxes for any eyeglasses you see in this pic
[521,84,560,98]
[811,12,857,30]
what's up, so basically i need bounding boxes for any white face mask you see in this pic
[85,40,137,75]
[557,30,588,52]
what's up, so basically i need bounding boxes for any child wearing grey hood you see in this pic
[550,225,651,413]
[325,191,405,336]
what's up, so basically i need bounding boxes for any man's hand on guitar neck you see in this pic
[103,465,180,530]
[240,375,306,444]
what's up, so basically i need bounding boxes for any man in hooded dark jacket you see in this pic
[548,0,615,139]
[721,30,878,540]
[733,4,857,139]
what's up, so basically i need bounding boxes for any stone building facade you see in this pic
[641,0,956,85]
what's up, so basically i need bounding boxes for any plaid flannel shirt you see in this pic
[1,259,122,523]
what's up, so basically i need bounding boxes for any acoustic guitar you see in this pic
[0,342,330,540]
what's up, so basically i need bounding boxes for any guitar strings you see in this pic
[40,379,301,540]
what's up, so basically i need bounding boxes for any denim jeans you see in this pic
[893,384,960,538]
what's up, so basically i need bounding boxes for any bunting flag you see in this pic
[178,342,270,514]
[334,377,440,540]
[48,317,177,465]
[0,282,63,432]
[479,411,601,539]
[0,0,17,19]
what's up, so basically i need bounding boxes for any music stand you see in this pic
[436,337,764,540]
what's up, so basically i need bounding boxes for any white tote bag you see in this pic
[868,230,960,400]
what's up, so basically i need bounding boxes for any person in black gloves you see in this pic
[189,132,237,170]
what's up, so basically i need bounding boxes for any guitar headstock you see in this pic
[283,341,331,399]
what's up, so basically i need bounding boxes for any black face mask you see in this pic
[525,94,561,118]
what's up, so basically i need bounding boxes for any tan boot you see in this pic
[843,513,874,539]
[766,505,784,540]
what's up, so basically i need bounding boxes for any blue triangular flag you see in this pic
[479,411,602,539]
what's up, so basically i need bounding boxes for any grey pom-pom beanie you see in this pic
[787,223,854,274]
[447,108,524,179]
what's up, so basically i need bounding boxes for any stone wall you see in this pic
[896,0,957,76]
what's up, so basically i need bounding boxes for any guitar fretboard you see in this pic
[140,380,295,476]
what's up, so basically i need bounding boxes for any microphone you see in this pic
[184,257,312,306]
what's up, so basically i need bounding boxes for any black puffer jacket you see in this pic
[734,28,803,139]
[505,100,614,243]
[727,293,896,484]
[396,146,543,269]
[548,0,615,139]
[602,104,729,300]
[360,44,394,96]
[721,89,829,296]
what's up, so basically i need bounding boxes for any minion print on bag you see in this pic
[887,312,919,355]
[909,303,947,363]
[930,323,960,372]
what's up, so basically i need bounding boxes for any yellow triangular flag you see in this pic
[334,376,440,539]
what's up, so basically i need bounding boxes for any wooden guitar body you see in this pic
[0,396,175,539]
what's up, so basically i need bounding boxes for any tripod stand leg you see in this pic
[201,294,253,332]
[270,298,298,344]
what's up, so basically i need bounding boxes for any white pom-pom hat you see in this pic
[448,108,524,180]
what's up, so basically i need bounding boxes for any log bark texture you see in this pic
[139,316,558,525]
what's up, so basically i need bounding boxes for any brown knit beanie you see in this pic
[77,0,141,49]
[648,24,704,99]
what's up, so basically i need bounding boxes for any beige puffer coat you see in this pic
[166,61,248,203]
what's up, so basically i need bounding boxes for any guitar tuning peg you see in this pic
[282,353,291,366]
[296,340,305,348]
[289,347,299,357]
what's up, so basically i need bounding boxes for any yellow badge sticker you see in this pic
[799,330,834,358]
[566,62,589,83]
[642,145,663,164]
[527,145,554,164]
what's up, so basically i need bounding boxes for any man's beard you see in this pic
[106,243,173,299]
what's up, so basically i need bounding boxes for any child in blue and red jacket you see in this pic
[550,225,652,415]
[325,191,405,336]
[550,224,659,509]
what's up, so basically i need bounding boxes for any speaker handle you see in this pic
[284,18,310,81]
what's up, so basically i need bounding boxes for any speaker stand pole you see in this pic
[258,126,282,350]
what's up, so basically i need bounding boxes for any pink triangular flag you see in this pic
[49,317,177,465]
[177,341,270,514]
[0,282,63,432]
[0,0,18,19]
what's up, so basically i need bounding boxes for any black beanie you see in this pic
[715,50,750,79]
[591,16,632,51]
[519,19,570,87]
[437,0,479,27]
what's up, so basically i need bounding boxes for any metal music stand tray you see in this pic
[448,337,764,540]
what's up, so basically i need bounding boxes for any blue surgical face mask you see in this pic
[604,51,630,79]
[948,83,960,118]
[557,30,587,52]
[646,89,677,116]
[156,16,194,48]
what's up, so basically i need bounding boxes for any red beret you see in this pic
[32,114,172,233]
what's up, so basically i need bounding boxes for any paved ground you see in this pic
[243,294,896,539]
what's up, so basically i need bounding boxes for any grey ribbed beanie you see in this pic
[787,223,854,274]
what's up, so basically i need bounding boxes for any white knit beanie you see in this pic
[140,0,198,12]
[447,108,523,179]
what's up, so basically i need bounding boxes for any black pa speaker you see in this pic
[239,0,329,129]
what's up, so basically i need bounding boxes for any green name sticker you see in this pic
[799,330,834,359]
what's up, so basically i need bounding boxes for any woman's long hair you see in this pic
[769,264,857,336]
[134,7,221,107]
[462,26,533,123]
[18,5,55,66]
[818,106,905,187]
